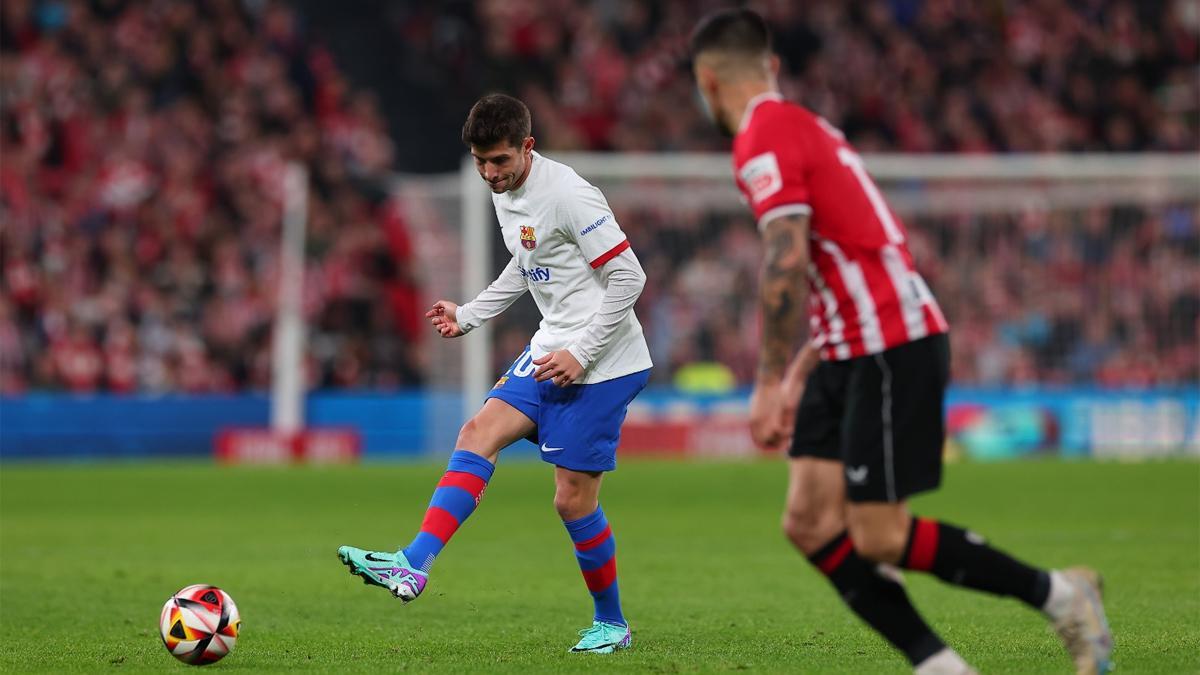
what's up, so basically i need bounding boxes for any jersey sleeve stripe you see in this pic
[588,239,631,269]
[757,203,813,231]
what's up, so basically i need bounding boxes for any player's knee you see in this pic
[455,417,481,449]
[553,477,598,520]
[553,487,588,520]
[455,416,499,457]
[781,504,840,555]
[849,526,907,564]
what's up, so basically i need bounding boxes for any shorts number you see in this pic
[513,351,536,378]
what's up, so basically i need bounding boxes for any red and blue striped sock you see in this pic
[401,450,494,572]
[564,506,625,627]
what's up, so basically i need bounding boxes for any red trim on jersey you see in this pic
[589,239,630,268]
[817,536,855,575]
[574,525,613,552]
[419,506,460,543]
[437,471,487,499]
[582,557,618,592]
[905,518,940,571]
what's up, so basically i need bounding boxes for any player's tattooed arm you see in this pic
[757,214,811,382]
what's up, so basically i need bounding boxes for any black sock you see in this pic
[808,531,945,666]
[902,517,1051,609]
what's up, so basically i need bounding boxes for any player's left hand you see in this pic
[532,350,583,387]
[750,380,792,452]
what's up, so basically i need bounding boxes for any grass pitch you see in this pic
[1,458,1197,673]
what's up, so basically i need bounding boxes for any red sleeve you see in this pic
[734,105,812,230]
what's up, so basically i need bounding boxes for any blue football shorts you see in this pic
[486,345,650,472]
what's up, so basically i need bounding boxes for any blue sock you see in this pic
[401,450,494,572]
[564,506,625,627]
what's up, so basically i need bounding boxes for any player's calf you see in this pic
[337,449,495,604]
[892,516,1113,672]
[845,501,911,563]
[895,516,1051,608]
[781,458,848,554]
[555,465,625,633]
[806,530,954,669]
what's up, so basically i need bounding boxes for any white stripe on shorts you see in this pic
[874,354,898,502]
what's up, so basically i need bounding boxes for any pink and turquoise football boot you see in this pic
[337,546,427,602]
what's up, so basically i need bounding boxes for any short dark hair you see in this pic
[689,8,771,60]
[461,94,531,149]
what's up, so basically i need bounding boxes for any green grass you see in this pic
[1,459,1197,673]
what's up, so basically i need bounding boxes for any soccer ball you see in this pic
[159,584,241,665]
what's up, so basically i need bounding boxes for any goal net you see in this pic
[395,153,1198,456]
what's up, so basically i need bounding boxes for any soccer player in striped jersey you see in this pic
[690,9,1112,675]
[337,94,651,654]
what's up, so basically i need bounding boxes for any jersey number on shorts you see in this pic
[513,351,536,378]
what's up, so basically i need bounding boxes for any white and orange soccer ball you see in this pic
[159,585,241,665]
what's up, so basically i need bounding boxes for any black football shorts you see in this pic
[790,333,950,503]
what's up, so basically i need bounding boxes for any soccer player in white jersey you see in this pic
[338,94,651,654]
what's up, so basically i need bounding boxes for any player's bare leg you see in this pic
[781,458,847,552]
[782,459,968,672]
[454,397,537,462]
[337,399,534,600]
[848,502,1113,674]
[553,466,630,653]
[554,465,603,521]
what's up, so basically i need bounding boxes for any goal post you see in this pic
[271,163,309,435]
[219,161,363,465]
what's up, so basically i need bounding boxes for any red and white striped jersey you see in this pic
[733,93,948,361]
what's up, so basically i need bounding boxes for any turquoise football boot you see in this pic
[569,621,631,654]
[336,546,427,602]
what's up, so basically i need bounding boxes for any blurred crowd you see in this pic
[934,203,1198,387]
[1,0,424,393]
[422,0,1198,388]
[393,0,1198,156]
[580,201,1198,390]
[2,0,1197,394]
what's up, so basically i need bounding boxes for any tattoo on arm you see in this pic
[758,214,810,381]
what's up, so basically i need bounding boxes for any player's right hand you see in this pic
[426,300,464,338]
[780,373,805,431]
[750,380,792,452]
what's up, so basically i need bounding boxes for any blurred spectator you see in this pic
[0,0,422,394]
[3,0,1197,394]
[376,0,1198,160]
[618,201,1199,388]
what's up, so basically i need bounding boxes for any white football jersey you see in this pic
[487,151,652,384]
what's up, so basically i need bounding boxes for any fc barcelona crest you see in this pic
[520,226,537,251]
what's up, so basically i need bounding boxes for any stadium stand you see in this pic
[1,0,424,393]
[377,0,1198,156]
[2,0,1196,393]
